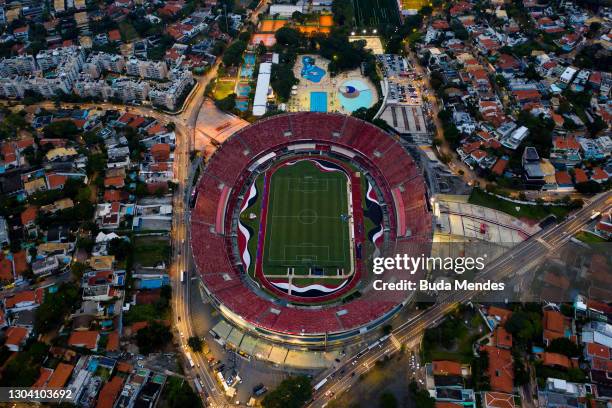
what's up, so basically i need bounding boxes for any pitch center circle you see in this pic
[298,209,318,224]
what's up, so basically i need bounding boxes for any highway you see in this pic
[307,191,611,408]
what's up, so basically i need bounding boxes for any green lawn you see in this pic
[422,312,485,364]
[263,160,352,276]
[213,80,236,100]
[133,236,171,268]
[575,231,607,243]
[468,188,571,221]
[353,0,401,26]
[119,21,139,42]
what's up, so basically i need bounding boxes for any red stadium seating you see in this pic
[191,113,432,336]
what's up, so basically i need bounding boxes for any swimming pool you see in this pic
[301,56,326,83]
[240,53,256,79]
[237,82,251,97]
[310,92,327,112]
[338,79,373,112]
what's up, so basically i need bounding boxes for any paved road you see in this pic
[308,192,611,407]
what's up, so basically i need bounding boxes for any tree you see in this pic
[262,376,312,408]
[136,321,172,354]
[408,380,435,408]
[275,27,304,48]
[271,64,298,102]
[548,337,582,358]
[575,180,602,195]
[222,40,247,67]
[165,377,202,408]
[35,282,80,333]
[43,120,80,139]
[188,336,203,352]
[292,11,306,24]
[504,308,542,344]
[71,261,87,279]
[0,342,49,386]
[214,93,237,112]
[379,392,397,408]
[108,237,132,261]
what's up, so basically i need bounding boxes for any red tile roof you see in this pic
[12,251,28,276]
[106,331,120,352]
[574,168,588,184]
[47,363,74,388]
[591,167,608,181]
[5,326,28,348]
[542,352,572,368]
[68,330,99,350]
[21,206,38,226]
[151,143,171,161]
[104,176,125,188]
[543,310,566,333]
[0,257,13,281]
[32,368,54,388]
[586,343,610,359]
[108,29,121,42]
[491,158,508,176]
[46,173,68,190]
[432,360,462,376]
[147,123,167,136]
[96,376,124,408]
[484,392,515,408]
[554,136,580,150]
[512,89,541,101]
[104,189,124,202]
[483,345,514,393]
[5,289,41,308]
[555,171,572,185]
[495,326,513,349]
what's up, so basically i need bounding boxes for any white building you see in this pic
[269,4,304,16]
[0,55,37,76]
[126,58,168,80]
[501,126,529,150]
[253,62,272,116]
[0,77,26,98]
[560,66,577,84]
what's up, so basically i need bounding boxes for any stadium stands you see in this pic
[190,113,431,339]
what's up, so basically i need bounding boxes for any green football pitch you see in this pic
[262,160,353,277]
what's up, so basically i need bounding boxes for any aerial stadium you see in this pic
[190,112,432,347]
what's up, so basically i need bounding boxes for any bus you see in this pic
[194,378,203,393]
[313,378,328,391]
[181,270,186,283]
[186,352,195,368]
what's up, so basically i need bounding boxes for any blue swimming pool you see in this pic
[301,56,326,83]
[338,79,373,112]
[240,53,256,79]
[310,92,327,112]
[236,83,251,97]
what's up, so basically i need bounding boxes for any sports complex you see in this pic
[190,112,431,346]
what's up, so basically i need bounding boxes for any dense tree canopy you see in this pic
[262,376,312,408]
[222,40,247,67]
